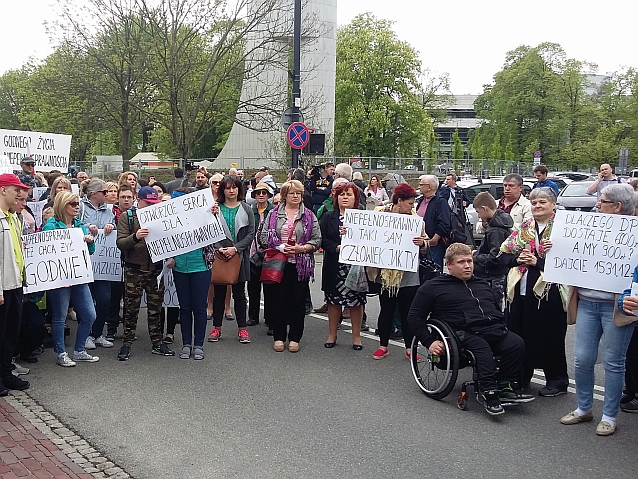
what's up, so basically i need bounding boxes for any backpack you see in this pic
[441,210,474,249]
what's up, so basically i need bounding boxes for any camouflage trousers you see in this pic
[122,267,164,346]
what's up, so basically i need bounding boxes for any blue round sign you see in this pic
[287,122,310,150]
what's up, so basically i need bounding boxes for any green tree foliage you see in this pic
[474,43,638,170]
[334,13,432,159]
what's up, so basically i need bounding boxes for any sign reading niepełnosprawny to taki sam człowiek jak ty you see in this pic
[136,188,226,263]
[544,209,638,293]
[338,209,422,273]
[22,228,94,294]
[1,128,72,172]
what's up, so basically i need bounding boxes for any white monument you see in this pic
[216,0,337,168]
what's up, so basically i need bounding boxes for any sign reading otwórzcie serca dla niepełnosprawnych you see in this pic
[545,209,638,293]
[137,188,226,263]
[23,228,94,294]
[338,209,422,273]
[92,229,122,281]
[1,128,72,173]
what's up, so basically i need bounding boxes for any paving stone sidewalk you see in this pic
[0,392,131,479]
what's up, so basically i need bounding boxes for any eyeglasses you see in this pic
[598,199,615,204]
[69,201,80,207]
[119,195,134,201]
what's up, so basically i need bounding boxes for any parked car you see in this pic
[554,171,596,182]
[556,180,597,212]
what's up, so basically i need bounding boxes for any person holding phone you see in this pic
[499,187,569,397]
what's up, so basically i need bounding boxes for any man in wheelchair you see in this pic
[408,243,534,416]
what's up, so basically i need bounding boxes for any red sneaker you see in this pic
[372,347,389,360]
[208,328,221,342]
[238,329,251,344]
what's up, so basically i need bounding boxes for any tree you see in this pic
[334,13,431,158]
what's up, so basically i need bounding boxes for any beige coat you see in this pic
[566,286,632,327]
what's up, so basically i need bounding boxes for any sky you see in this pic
[2,0,638,95]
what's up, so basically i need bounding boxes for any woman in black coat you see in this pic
[320,182,366,350]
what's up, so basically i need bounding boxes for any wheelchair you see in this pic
[410,318,510,411]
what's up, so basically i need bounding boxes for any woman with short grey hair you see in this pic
[528,186,557,203]
[561,181,637,436]
[597,183,636,216]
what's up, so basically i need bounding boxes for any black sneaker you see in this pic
[2,375,30,391]
[620,398,638,413]
[499,383,535,403]
[105,332,117,342]
[118,345,131,361]
[152,343,175,356]
[360,321,370,332]
[538,386,567,397]
[266,327,273,336]
[246,319,259,326]
[481,390,505,416]
[620,392,634,404]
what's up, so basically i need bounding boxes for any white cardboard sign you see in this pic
[545,209,638,293]
[137,188,225,262]
[338,209,422,272]
[28,200,48,229]
[92,229,122,281]
[140,264,179,308]
[23,228,94,293]
[1,128,72,172]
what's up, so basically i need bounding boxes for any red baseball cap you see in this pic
[0,174,29,189]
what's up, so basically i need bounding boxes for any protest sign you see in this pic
[137,188,225,262]
[92,229,122,281]
[140,265,179,308]
[338,209,422,272]
[545,209,638,293]
[71,184,79,195]
[1,128,72,172]
[0,154,12,174]
[23,228,94,294]
[28,200,47,229]
[32,187,48,201]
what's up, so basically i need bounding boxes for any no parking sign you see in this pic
[286,122,310,150]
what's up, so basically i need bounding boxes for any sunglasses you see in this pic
[211,181,220,185]
[99,190,108,194]
[255,190,269,195]
[69,201,80,207]
[598,199,615,204]
[24,163,35,167]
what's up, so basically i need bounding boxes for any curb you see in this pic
[5,391,133,479]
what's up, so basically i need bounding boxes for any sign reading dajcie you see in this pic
[545,209,638,293]
[23,228,94,294]
[338,210,422,272]
[137,188,225,262]
[1,128,72,172]
[92,229,122,281]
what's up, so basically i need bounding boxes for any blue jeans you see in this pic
[48,284,96,354]
[174,269,211,347]
[574,300,636,418]
[89,280,111,339]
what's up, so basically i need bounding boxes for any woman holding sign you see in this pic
[259,180,321,353]
[500,187,569,397]
[320,182,366,350]
[42,191,98,367]
[369,183,428,360]
[561,183,637,436]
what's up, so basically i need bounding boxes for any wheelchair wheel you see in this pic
[410,319,459,400]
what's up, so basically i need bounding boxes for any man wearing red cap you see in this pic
[0,174,30,395]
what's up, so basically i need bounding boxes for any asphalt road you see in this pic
[22,258,638,479]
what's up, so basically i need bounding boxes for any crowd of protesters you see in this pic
[0,159,636,436]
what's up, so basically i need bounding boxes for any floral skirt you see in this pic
[325,263,367,308]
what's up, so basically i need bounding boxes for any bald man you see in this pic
[587,163,623,202]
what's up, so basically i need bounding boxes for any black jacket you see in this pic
[407,274,506,348]
[415,194,451,240]
[474,209,513,278]
[319,208,342,292]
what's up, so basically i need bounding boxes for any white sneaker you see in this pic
[93,335,114,348]
[11,360,29,375]
[85,336,97,350]
[73,350,99,362]
[57,352,76,367]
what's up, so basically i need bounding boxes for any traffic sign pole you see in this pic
[291,0,302,169]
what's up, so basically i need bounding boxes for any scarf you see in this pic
[266,204,315,281]
[371,204,409,296]
[500,214,556,304]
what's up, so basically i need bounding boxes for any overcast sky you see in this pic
[2,0,637,95]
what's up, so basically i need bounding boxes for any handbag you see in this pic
[260,248,287,284]
[250,250,265,277]
[344,265,368,292]
[202,244,216,269]
[211,246,241,285]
